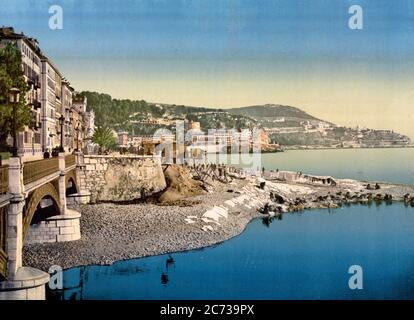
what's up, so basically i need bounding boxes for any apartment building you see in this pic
[40,57,61,152]
[61,80,74,152]
[71,95,87,152]
[0,26,91,159]
[0,27,43,160]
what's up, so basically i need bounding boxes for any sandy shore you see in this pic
[23,173,414,272]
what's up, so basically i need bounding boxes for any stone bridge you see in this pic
[0,153,84,300]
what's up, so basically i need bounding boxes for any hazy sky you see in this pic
[1,0,414,137]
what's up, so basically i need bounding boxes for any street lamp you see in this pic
[59,115,65,152]
[75,123,81,151]
[8,87,20,157]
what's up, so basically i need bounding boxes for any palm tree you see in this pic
[92,126,117,154]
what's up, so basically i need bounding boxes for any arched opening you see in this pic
[66,177,78,196]
[30,195,60,225]
[22,182,61,241]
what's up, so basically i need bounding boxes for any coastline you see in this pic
[23,178,262,272]
[23,170,414,273]
[282,145,414,151]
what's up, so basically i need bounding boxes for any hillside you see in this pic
[228,104,331,128]
[229,104,318,120]
[81,92,411,148]
[81,91,257,134]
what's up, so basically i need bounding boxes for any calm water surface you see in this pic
[51,148,414,300]
[210,148,414,184]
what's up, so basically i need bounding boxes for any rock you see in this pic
[273,194,285,204]
[374,194,383,201]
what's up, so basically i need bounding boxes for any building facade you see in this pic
[0,27,91,160]
[0,27,43,160]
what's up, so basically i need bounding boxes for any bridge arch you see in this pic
[65,170,78,196]
[23,182,61,239]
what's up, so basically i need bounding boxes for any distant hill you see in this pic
[80,91,257,134]
[228,104,331,129]
[228,104,319,121]
[80,92,411,148]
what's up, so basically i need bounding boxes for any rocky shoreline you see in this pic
[23,169,414,272]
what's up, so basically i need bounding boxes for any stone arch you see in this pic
[23,182,61,239]
[65,170,78,196]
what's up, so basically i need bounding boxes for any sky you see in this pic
[1,0,414,137]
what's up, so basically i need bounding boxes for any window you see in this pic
[34,133,41,144]
[24,132,31,144]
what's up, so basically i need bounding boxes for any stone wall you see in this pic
[268,170,337,186]
[78,155,167,203]
[25,211,81,244]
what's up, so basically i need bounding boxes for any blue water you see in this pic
[210,148,414,185]
[260,148,414,185]
[51,149,414,300]
[51,203,414,300]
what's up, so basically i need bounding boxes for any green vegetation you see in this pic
[92,126,118,154]
[81,92,257,134]
[81,92,411,148]
[0,151,10,161]
[81,91,164,129]
[0,43,33,151]
[228,104,318,121]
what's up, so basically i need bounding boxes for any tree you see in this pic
[92,126,117,154]
[0,43,32,150]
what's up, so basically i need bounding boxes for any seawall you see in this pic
[77,155,167,203]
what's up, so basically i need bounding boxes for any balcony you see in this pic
[34,122,42,130]
[33,100,41,110]
[34,76,41,89]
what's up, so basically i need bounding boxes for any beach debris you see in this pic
[202,225,214,232]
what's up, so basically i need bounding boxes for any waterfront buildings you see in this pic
[0,27,92,160]
[0,27,43,160]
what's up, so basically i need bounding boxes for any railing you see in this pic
[0,165,8,195]
[23,157,59,185]
[65,154,76,168]
[0,205,7,279]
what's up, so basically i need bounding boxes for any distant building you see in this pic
[40,57,61,152]
[61,80,74,151]
[71,95,88,152]
[118,131,129,148]
[186,121,201,130]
